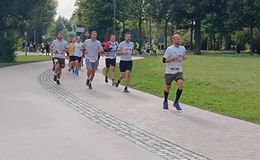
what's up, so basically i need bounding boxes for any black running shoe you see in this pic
[124,88,130,93]
[53,75,57,81]
[56,80,61,85]
[89,83,92,89]
[86,79,90,86]
[115,82,119,88]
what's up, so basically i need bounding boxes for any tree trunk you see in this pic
[149,20,152,46]
[194,18,201,55]
[190,19,193,50]
[164,19,168,50]
[213,33,216,50]
[224,34,232,50]
[138,13,142,50]
[249,26,254,54]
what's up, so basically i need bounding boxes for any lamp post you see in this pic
[42,21,48,42]
[24,32,28,56]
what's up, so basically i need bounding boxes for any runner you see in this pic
[103,35,118,85]
[162,34,188,110]
[83,31,103,89]
[50,32,69,85]
[73,36,84,76]
[68,37,76,72]
[115,32,135,93]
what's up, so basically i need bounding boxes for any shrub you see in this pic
[0,37,16,63]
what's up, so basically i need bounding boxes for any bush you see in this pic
[0,37,16,63]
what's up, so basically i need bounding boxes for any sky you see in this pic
[56,0,77,19]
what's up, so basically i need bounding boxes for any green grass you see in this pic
[0,55,51,68]
[109,54,260,124]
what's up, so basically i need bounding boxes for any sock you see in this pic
[117,80,121,84]
[174,89,183,104]
[89,80,92,84]
[112,78,115,82]
[164,91,169,102]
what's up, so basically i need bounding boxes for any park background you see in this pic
[0,0,259,124]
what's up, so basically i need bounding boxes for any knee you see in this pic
[165,86,171,92]
[178,82,184,90]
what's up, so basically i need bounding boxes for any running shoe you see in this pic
[56,80,61,85]
[89,83,92,89]
[86,79,90,86]
[115,82,119,88]
[173,102,182,110]
[163,101,168,109]
[124,88,130,93]
[53,75,57,81]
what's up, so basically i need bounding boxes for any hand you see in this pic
[172,56,179,61]
[84,50,88,54]
[62,48,66,52]
[183,56,188,60]
[124,51,129,55]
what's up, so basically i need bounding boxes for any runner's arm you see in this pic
[104,42,112,52]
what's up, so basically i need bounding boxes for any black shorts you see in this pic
[53,58,65,68]
[105,58,116,68]
[69,56,77,62]
[75,56,82,63]
[119,60,133,72]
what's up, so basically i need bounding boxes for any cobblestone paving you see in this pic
[38,70,210,160]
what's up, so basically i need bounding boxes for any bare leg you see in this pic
[125,70,131,88]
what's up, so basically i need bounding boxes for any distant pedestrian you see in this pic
[45,42,50,56]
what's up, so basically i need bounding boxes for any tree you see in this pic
[26,0,57,43]
[227,0,260,53]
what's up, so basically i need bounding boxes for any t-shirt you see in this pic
[118,41,134,61]
[104,41,118,59]
[74,42,84,57]
[51,39,68,59]
[83,39,103,62]
[68,43,75,56]
[152,45,158,51]
[163,45,186,74]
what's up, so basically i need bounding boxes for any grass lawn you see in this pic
[109,54,260,124]
[0,55,51,68]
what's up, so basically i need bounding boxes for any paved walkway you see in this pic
[0,57,259,160]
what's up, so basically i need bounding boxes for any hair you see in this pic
[124,32,131,37]
[57,32,64,36]
[172,34,181,39]
[110,34,115,37]
[91,31,97,35]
